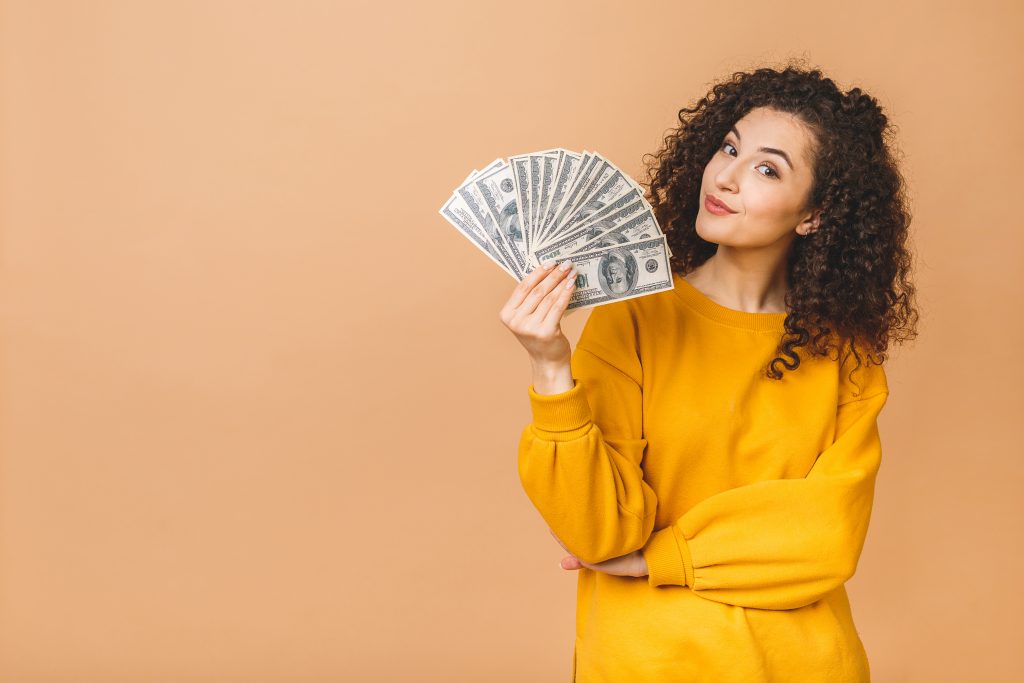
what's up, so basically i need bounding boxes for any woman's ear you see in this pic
[798,209,821,236]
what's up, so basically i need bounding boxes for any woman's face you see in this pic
[697,107,820,248]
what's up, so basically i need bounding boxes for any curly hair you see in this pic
[641,60,920,389]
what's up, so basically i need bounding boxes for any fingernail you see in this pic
[542,259,556,269]
[559,260,573,271]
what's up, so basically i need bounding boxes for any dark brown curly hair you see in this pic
[641,61,920,387]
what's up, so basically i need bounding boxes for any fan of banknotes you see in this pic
[438,148,675,310]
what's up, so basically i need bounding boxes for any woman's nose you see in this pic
[714,161,740,191]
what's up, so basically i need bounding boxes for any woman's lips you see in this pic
[705,194,736,215]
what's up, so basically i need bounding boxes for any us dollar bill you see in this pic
[438,191,519,281]
[539,149,583,241]
[569,186,650,234]
[535,205,661,264]
[550,155,615,234]
[455,158,524,280]
[535,150,561,238]
[530,152,558,240]
[473,161,528,274]
[541,151,596,246]
[440,149,675,306]
[555,169,640,241]
[509,155,532,254]
[563,234,674,310]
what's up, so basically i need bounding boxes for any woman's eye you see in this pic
[722,141,780,179]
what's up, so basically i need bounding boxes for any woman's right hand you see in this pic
[499,258,578,369]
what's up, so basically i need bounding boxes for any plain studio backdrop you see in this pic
[1,1,1021,681]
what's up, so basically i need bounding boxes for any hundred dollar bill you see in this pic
[438,191,519,281]
[473,161,528,275]
[538,149,583,244]
[571,198,651,248]
[440,167,517,270]
[527,155,542,239]
[562,158,628,222]
[509,155,532,255]
[562,234,674,310]
[539,151,596,246]
[538,168,637,252]
[535,204,661,264]
[535,151,562,249]
[547,154,616,245]
[441,148,674,285]
[574,206,662,254]
[564,186,672,259]
[569,186,651,235]
[456,159,524,280]
[529,151,560,243]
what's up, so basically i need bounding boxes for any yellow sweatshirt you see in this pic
[518,271,889,682]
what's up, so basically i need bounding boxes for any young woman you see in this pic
[500,64,919,682]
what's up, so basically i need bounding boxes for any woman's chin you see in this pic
[693,222,725,245]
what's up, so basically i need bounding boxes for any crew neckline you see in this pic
[671,271,788,332]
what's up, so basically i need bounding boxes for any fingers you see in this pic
[505,259,559,311]
[541,270,577,327]
[559,555,582,570]
[515,260,576,317]
[550,530,583,571]
[533,259,576,319]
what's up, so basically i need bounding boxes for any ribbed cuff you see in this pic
[643,525,694,588]
[527,379,593,441]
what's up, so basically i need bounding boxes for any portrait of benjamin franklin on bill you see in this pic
[498,200,523,249]
[599,250,638,296]
[571,198,605,226]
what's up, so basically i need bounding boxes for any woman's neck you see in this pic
[684,253,789,314]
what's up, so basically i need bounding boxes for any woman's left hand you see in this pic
[549,528,649,578]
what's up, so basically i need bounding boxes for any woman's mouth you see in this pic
[705,194,737,216]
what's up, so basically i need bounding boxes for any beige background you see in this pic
[0,1,1021,681]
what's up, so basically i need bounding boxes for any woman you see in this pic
[499,64,919,682]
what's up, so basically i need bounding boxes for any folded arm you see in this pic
[641,387,890,610]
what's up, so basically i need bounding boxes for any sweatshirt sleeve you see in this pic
[641,378,890,611]
[517,301,658,566]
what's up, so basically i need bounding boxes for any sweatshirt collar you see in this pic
[671,272,788,332]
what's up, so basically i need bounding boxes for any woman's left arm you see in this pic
[638,387,890,610]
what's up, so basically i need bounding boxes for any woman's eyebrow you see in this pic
[729,125,795,170]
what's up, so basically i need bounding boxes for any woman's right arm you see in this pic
[501,260,658,566]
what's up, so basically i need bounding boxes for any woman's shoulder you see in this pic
[577,290,670,347]
[836,340,889,404]
[577,298,640,353]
